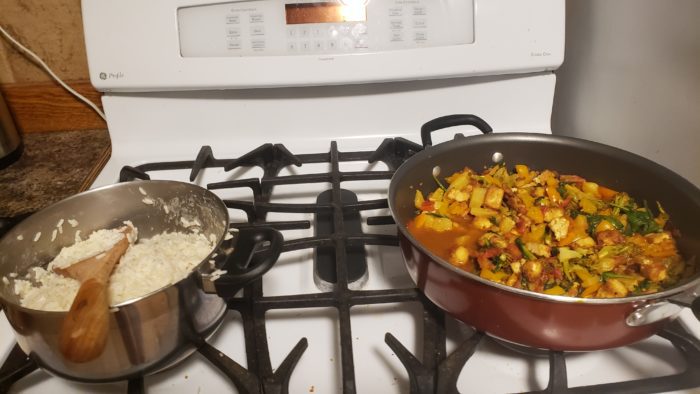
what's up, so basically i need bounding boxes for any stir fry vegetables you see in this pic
[407,164,693,298]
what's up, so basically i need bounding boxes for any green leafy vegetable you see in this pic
[601,271,635,281]
[624,208,661,235]
[515,238,536,260]
[426,212,448,219]
[585,214,624,235]
[433,174,447,191]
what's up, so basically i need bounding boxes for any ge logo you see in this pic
[99,72,107,80]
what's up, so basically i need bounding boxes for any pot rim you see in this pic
[389,132,700,306]
[0,179,230,314]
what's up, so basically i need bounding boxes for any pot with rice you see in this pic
[0,180,282,381]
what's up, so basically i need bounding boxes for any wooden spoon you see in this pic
[54,227,132,363]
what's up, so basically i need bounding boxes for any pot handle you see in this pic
[200,227,284,298]
[420,114,493,147]
[626,289,700,326]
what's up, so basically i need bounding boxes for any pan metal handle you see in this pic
[200,227,283,298]
[420,114,493,147]
[626,302,684,327]
[626,288,700,326]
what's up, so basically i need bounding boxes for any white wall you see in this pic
[552,0,700,186]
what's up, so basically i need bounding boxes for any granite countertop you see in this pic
[0,129,110,217]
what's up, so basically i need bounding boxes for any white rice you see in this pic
[48,223,136,271]
[108,231,212,304]
[12,226,213,311]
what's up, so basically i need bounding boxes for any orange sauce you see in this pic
[406,218,485,271]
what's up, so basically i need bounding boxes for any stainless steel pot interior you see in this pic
[389,132,700,304]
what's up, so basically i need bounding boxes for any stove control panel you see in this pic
[178,0,474,57]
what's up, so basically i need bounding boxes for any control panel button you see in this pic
[251,39,266,50]
[249,13,264,23]
[227,39,241,50]
[389,7,403,17]
[327,40,338,50]
[390,20,403,30]
[225,14,240,24]
[413,6,427,16]
[287,42,297,52]
[390,31,404,42]
[226,27,241,37]
[313,40,325,51]
[300,41,311,51]
[414,31,428,42]
[413,19,427,29]
[250,26,265,36]
[287,27,296,38]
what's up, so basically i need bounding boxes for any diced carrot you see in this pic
[581,282,602,298]
[420,200,435,211]
[598,186,618,201]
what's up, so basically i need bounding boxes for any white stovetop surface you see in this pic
[2,141,700,393]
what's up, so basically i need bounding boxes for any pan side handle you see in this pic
[627,287,700,326]
[420,114,493,147]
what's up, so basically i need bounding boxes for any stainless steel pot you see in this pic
[0,180,282,381]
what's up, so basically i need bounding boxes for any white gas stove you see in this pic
[2,0,700,393]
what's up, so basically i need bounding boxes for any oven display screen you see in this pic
[285,2,366,24]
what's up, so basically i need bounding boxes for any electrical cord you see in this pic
[0,24,106,121]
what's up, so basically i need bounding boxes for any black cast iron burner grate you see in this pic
[2,139,700,394]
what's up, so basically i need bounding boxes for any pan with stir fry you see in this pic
[390,114,700,350]
[408,164,692,298]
